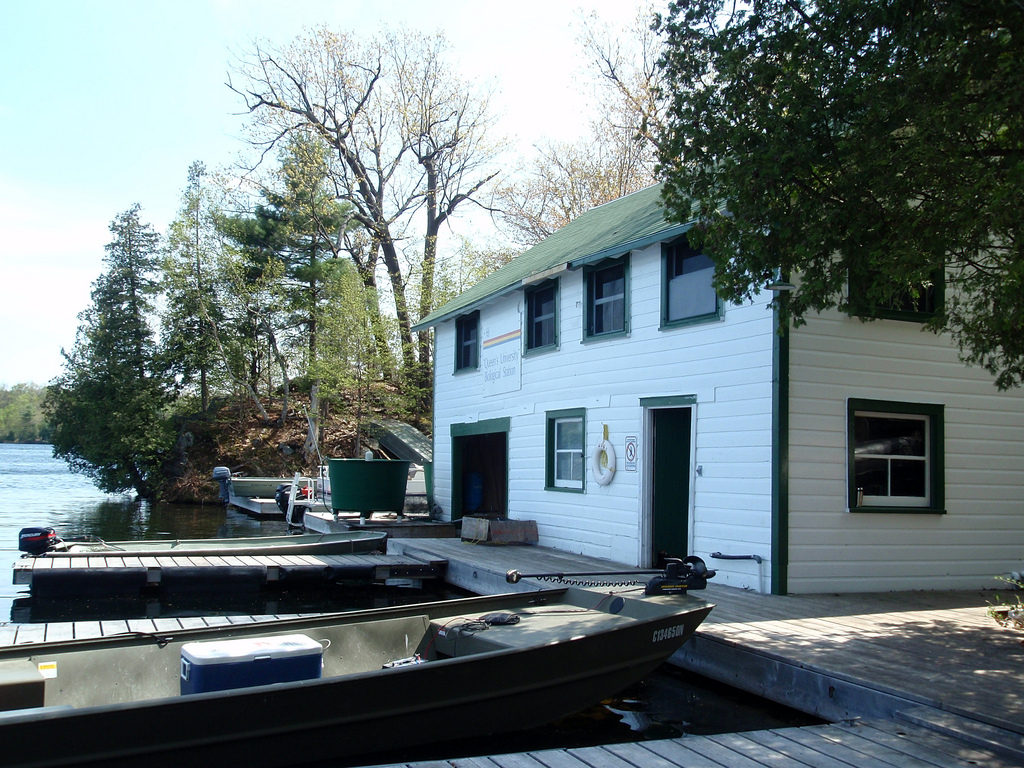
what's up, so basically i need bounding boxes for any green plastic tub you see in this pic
[327,458,411,516]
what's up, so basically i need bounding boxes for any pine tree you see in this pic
[162,161,224,412]
[45,205,174,498]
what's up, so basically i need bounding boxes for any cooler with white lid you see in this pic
[180,634,323,694]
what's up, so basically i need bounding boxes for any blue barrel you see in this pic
[464,472,484,512]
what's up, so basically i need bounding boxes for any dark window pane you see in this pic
[456,315,478,370]
[527,284,556,349]
[589,263,625,335]
[891,459,926,497]
[855,458,889,496]
[855,416,925,457]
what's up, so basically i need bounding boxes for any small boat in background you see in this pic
[17,529,387,558]
[0,585,713,768]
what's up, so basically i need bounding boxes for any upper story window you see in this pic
[585,257,629,339]
[455,312,479,372]
[849,267,943,323]
[663,240,719,327]
[525,280,558,352]
[847,399,945,513]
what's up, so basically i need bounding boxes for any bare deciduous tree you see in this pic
[493,7,665,247]
[230,27,501,404]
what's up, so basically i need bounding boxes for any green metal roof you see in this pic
[413,182,695,330]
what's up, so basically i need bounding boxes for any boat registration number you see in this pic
[652,624,688,643]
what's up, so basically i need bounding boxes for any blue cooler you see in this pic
[180,634,323,695]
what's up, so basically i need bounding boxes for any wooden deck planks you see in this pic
[371,720,1024,768]
[0,613,327,647]
[11,551,442,596]
[692,582,1024,734]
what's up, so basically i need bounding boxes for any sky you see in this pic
[0,0,657,387]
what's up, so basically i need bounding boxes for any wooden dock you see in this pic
[384,538,1024,766]
[12,552,445,597]
[6,537,1024,767]
[0,611,320,647]
[369,717,1024,768]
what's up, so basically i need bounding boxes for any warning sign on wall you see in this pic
[624,435,638,471]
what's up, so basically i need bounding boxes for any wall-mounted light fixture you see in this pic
[767,279,796,293]
[766,269,795,293]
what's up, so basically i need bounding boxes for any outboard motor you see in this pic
[19,527,56,556]
[275,484,290,514]
[276,485,308,528]
[644,556,716,595]
[212,466,232,504]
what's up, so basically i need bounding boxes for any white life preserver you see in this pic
[591,440,616,486]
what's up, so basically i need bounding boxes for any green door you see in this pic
[652,407,692,567]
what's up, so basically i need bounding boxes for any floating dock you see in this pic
[12,552,445,597]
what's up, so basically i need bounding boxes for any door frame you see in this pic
[450,417,510,521]
[640,396,697,568]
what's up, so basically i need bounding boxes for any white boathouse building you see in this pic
[413,184,1024,594]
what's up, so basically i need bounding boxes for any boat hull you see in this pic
[0,588,713,767]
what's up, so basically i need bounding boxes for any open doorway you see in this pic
[649,406,692,568]
[450,419,508,520]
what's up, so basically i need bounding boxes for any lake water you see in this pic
[0,443,472,622]
[0,443,820,758]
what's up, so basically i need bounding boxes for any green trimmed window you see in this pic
[525,280,558,352]
[848,399,944,513]
[455,312,479,371]
[546,408,585,491]
[585,257,628,339]
[849,267,944,323]
[662,240,718,326]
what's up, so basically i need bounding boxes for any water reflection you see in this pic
[0,443,442,623]
[50,498,278,542]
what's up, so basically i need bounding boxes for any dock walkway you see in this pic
[369,718,1024,768]
[386,538,1024,766]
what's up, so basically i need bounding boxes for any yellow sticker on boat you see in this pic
[37,662,57,679]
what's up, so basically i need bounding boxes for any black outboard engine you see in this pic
[275,484,290,514]
[212,466,232,504]
[645,556,716,595]
[19,527,56,556]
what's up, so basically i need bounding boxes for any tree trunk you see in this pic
[304,383,320,464]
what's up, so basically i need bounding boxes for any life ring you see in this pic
[591,440,616,486]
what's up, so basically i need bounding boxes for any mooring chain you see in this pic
[505,558,716,596]
[532,574,642,588]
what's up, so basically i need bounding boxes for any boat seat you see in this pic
[0,661,46,712]
[428,607,638,658]
[426,621,507,657]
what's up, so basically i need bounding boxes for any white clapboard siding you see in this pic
[787,309,1024,592]
[433,242,778,580]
